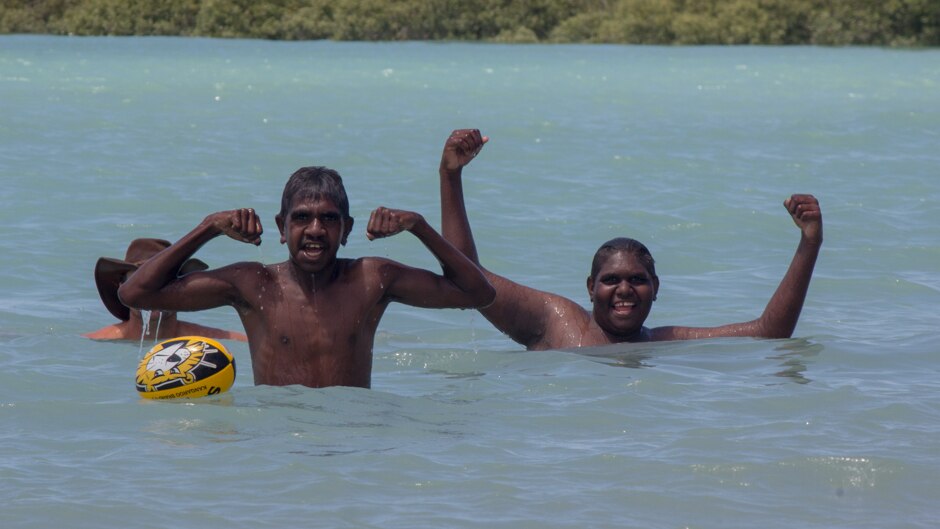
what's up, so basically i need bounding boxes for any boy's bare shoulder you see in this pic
[340,255,397,270]
[212,260,277,278]
[346,255,419,276]
[333,257,416,288]
[206,261,284,298]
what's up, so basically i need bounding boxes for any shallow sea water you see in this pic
[1,36,938,528]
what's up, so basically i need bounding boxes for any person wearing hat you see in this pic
[83,238,247,342]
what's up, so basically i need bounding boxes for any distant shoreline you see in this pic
[2,0,938,47]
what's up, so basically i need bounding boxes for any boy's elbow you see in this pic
[757,321,795,340]
[117,283,145,309]
[444,279,495,309]
[475,284,497,308]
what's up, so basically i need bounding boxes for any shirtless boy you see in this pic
[438,129,823,350]
[119,166,495,388]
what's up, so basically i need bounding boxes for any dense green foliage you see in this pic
[2,0,938,45]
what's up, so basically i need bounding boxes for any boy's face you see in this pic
[586,251,658,338]
[277,196,354,274]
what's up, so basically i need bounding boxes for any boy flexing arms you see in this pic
[120,166,495,388]
[439,129,823,350]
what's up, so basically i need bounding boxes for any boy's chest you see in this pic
[255,278,387,337]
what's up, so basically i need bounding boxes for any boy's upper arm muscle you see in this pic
[377,259,557,348]
[378,258,472,309]
[478,273,558,348]
[125,264,250,313]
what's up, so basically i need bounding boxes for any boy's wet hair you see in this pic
[590,237,657,279]
[280,166,351,219]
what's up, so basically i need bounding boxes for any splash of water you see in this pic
[137,309,151,358]
[136,310,164,359]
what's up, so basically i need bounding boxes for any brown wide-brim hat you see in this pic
[93,238,208,321]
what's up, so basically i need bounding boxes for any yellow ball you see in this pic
[135,336,236,399]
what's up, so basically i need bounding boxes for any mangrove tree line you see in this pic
[2,0,938,45]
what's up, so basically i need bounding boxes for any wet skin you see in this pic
[276,197,352,279]
[438,128,823,350]
[119,192,494,388]
[587,252,659,342]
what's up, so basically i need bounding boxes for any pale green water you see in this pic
[1,36,938,528]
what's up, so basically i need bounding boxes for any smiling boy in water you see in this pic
[438,129,823,349]
[119,166,495,388]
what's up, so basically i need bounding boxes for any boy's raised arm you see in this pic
[752,194,823,337]
[365,207,495,309]
[439,128,487,263]
[653,194,823,341]
[118,209,263,312]
[437,129,576,348]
